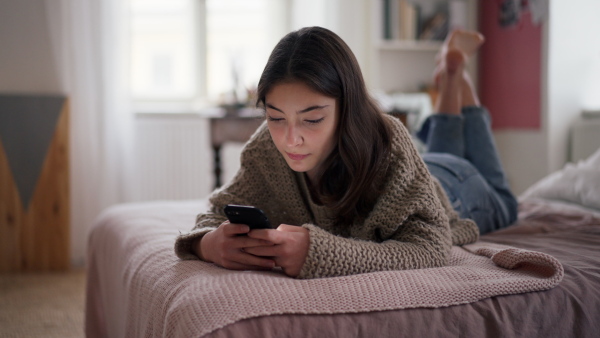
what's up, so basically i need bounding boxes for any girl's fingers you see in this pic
[232,252,276,269]
[222,260,274,271]
[277,224,305,232]
[204,222,277,270]
[229,231,274,248]
[219,224,309,277]
[243,245,279,257]
[247,229,280,242]
[222,222,250,236]
[242,238,274,247]
[248,225,301,242]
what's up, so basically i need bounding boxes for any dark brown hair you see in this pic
[256,26,392,225]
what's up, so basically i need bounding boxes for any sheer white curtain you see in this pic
[45,0,134,267]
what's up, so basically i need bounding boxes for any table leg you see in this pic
[212,144,222,189]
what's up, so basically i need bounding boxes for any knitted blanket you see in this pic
[86,201,564,337]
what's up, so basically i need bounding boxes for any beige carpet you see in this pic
[0,269,85,338]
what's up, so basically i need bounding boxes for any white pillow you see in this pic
[520,147,600,210]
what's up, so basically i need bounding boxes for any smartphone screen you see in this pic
[224,205,272,229]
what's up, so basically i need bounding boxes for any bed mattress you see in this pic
[85,199,600,337]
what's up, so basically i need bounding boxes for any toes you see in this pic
[444,29,485,57]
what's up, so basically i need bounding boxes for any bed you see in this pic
[85,149,600,337]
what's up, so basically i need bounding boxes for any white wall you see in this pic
[494,0,600,195]
[493,131,548,195]
[0,0,60,93]
[290,0,371,81]
[546,0,600,172]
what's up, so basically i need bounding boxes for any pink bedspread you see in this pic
[85,199,600,337]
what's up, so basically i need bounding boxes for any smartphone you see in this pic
[224,204,272,229]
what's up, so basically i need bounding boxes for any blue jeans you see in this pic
[416,106,518,234]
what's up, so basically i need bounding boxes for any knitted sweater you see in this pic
[174,115,479,279]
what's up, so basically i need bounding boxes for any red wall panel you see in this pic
[478,2,542,130]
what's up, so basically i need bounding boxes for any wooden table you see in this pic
[209,110,264,188]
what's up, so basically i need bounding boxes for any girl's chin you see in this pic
[285,160,311,173]
[287,163,308,173]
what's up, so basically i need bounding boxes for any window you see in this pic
[131,0,197,101]
[130,0,288,111]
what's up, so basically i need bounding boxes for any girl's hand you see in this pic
[245,224,310,277]
[195,221,276,271]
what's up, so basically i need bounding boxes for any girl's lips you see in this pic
[287,152,309,161]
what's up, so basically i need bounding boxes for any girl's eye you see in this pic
[306,117,325,125]
[267,116,284,122]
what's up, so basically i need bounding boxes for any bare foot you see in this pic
[443,29,485,59]
[433,30,484,113]
[434,30,484,73]
[434,49,465,115]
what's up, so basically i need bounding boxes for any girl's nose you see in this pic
[286,125,303,147]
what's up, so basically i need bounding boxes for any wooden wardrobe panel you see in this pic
[0,96,69,272]
[25,102,70,271]
[0,141,23,271]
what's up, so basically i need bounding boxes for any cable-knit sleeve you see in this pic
[174,122,274,260]
[297,116,455,279]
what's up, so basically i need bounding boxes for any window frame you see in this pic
[130,0,290,114]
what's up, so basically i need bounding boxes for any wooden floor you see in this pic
[0,269,85,337]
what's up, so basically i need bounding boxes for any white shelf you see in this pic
[368,0,478,93]
[377,40,443,52]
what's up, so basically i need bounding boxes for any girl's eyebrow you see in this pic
[299,105,329,113]
[266,103,329,114]
[266,103,283,113]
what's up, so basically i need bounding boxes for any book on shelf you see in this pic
[418,0,468,41]
[383,0,420,41]
[399,0,419,40]
[382,0,468,42]
[382,0,393,39]
[419,11,448,41]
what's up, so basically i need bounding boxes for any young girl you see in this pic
[174,27,517,279]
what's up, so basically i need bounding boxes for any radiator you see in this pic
[133,114,215,201]
[571,116,600,162]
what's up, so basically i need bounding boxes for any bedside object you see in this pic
[570,115,600,163]
[209,109,264,188]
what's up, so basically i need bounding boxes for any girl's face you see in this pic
[265,81,339,182]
